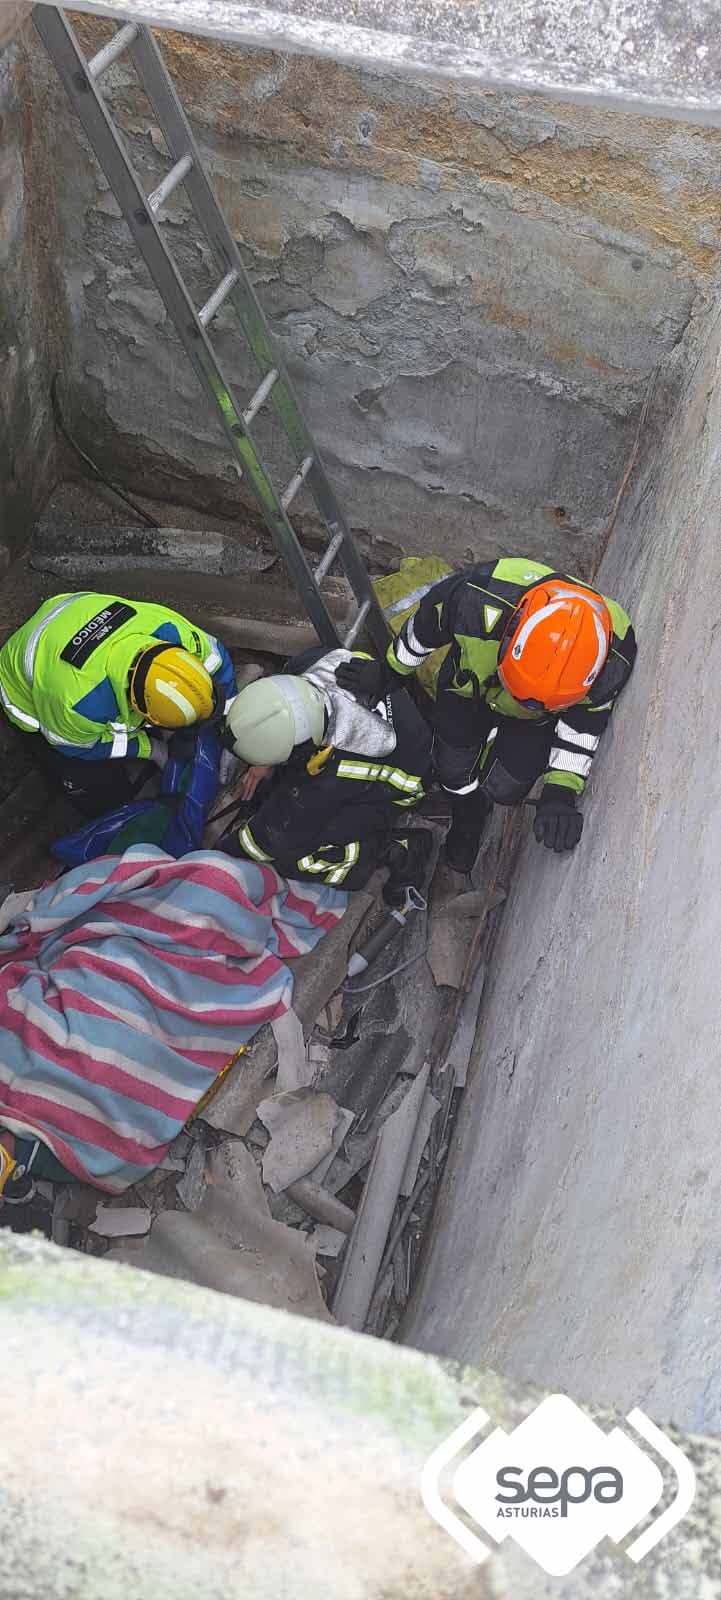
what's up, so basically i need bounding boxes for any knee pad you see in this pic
[480,758,534,807]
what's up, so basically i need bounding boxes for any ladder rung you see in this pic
[198,269,239,328]
[33,3,389,657]
[281,455,314,511]
[343,599,371,649]
[147,153,193,214]
[87,22,139,80]
[315,531,345,583]
[242,368,279,427]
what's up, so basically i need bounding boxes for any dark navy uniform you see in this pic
[228,679,433,890]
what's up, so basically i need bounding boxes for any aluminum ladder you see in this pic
[33,4,389,655]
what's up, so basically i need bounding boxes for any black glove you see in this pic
[334,655,390,704]
[533,787,583,853]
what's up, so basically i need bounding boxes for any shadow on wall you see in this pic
[403,298,721,1437]
[27,13,714,572]
[0,15,66,564]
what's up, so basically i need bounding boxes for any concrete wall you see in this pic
[0,21,62,566]
[34,15,721,571]
[5,1229,721,1599]
[405,299,721,1437]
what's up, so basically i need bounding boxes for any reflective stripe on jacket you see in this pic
[0,591,235,760]
[385,556,637,797]
[235,669,433,886]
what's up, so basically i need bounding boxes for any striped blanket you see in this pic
[0,848,346,1192]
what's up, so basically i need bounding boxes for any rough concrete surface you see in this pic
[405,299,721,1439]
[54,0,721,124]
[3,1229,721,1599]
[0,23,65,564]
[30,16,721,571]
[0,4,32,51]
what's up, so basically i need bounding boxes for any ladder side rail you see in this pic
[306,463,388,655]
[128,25,389,654]
[32,4,341,651]
[128,24,331,470]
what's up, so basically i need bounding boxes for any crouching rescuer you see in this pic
[337,559,637,874]
[0,592,236,816]
[221,648,433,903]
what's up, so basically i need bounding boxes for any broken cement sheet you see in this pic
[321,1025,416,1125]
[307,1224,347,1259]
[258,1089,345,1193]
[272,1008,313,1093]
[175,1134,208,1212]
[332,1062,431,1331]
[90,1204,151,1238]
[426,861,472,989]
[204,884,377,1137]
[427,861,506,989]
[435,890,488,919]
[444,961,487,1088]
[400,1088,440,1198]
[310,1106,355,1185]
[109,1141,330,1323]
[158,1130,192,1172]
[284,1179,355,1234]
[0,848,346,1191]
[323,1078,412,1196]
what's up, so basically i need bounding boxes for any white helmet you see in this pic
[225,674,325,763]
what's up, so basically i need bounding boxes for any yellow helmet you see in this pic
[129,642,215,727]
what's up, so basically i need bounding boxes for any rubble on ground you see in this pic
[0,641,512,1338]
[0,611,514,1337]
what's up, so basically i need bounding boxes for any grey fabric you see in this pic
[302,649,396,758]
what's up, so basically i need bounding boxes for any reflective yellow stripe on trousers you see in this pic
[298,841,360,885]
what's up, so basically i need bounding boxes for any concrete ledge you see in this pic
[51,0,721,123]
[1,1230,719,1597]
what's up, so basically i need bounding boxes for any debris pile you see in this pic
[5,805,510,1340]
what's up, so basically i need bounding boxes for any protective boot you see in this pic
[383,829,433,908]
[444,790,492,875]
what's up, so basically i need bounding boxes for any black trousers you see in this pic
[224,818,395,890]
[32,741,147,820]
[433,690,554,804]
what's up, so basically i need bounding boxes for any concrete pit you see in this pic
[2,6,721,1590]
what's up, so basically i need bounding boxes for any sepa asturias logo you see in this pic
[495,1459,623,1518]
[421,1393,696,1577]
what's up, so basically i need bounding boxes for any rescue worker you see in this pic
[336,558,637,873]
[0,591,235,816]
[221,648,433,902]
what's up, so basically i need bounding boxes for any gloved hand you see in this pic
[533,787,583,852]
[148,735,169,772]
[334,655,390,704]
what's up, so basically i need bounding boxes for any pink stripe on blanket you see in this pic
[0,1115,119,1190]
[45,975,286,1036]
[71,853,273,903]
[283,884,343,931]
[56,944,285,996]
[11,1012,210,1119]
[0,1083,168,1170]
[57,898,255,956]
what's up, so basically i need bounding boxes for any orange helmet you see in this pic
[498,579,612,712]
